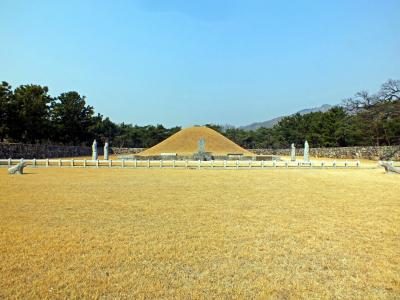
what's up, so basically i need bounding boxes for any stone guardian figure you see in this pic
[304,140,309,162]
[290,143,296,162]
[92,139,98,160]
[104,142,109,160]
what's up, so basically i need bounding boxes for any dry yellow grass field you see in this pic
[0,167,399,299]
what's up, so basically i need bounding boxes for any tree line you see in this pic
[209,79,400,148]
[0,79,399,149]
[0,82,180,147]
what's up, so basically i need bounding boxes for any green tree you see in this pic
[89,115,119,145]
[9,84,52,143]
[0,81,13,142]
[51,91,95,145]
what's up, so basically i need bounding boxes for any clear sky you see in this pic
[1,0,399,127]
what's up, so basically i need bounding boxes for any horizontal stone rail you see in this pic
[0,158,386,170]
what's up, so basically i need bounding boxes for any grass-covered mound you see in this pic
[137,126,255,157]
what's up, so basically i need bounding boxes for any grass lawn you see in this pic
[0,168,399,298]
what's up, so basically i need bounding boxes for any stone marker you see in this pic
[104,142,109,160]
[380,161,400,174]
[92,139,98,160]
[304,140,309,162]
[8,161,27,175]
[198,137,205,153]
[193,137,212,161]
[291,143,296,162]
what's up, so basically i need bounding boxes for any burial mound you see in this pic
[137,126,254,157]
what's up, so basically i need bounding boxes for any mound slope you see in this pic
[137,126,254,156]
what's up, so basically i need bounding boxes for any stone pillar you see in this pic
[304,140,309,162]
[92,140,98,160]
[104,142,109,160]
[290,143,296,162]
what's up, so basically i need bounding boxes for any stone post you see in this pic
[104,142,109,160]
[92,140,98,160]
[291,143,296,162]
[304,140,309,162]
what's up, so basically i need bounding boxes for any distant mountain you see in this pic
[240,104,333,131]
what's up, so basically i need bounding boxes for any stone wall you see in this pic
[1,142,399,160]
[113,146,400,161]
[250,146,400,160]
[0,143,103,159]
[111,147,146,155]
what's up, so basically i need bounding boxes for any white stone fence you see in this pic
[0,158,392,169]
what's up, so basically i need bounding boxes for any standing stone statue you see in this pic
[92,139,98,160]
[198,137,205,153]
[290,143,296,162]
[304,140,309,162]
[104,142,109,160]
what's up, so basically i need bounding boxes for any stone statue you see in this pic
[304,140,309,162]
[92,139,98,160]
[104,142,109,160]
[8,161,27,175]
[380,161,400,174]
[198,137,205,153]
[290,143,296,162]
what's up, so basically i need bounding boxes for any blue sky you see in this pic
[1,0,399,127]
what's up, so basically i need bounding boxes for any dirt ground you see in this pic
[0,167,399,299]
